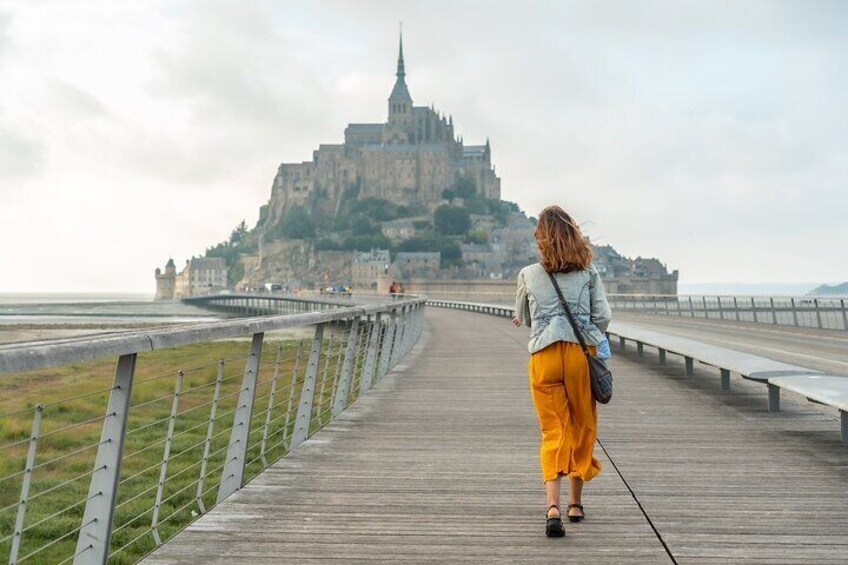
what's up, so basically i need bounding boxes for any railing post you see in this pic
[9,405,43,565]
[391,307,407,367]
[73,353,137,565]
[328,331,346,412]
[359,314,383,394]
[791,298,799,327]
[197,360,224,513]
[702,296,709,319]
[751,297,757,323]
[768,384,781,412]
[688,296,695,317]
[260,345,284,468]
[770,297,778,325]
[216,332,264,504]
[685,357,694,376]
[378,311,398,380]
[717,296,724,320]
[151,370,185,546]
[316,334,336,420]
[332,316,361,416]
[658,349,666,365]
[814,299,823,329]
[720,369,730,390]
[734,296,740,321]
[289,323,326,449]
[281,341,304,450]
[842,299,848,332]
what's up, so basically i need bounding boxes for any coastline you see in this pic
[0,296,229,345]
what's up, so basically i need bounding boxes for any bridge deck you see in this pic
[144,309,848,564]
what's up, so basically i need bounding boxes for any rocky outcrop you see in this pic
[236,240,355,290]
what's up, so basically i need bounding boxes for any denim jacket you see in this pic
[515,262,612,355]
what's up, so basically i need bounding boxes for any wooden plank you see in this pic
[144,308,668,564]
[145,308,848,564]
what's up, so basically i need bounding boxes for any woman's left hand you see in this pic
[512,318,521,327]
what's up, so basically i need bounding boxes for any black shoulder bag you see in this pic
[546,271,613,404]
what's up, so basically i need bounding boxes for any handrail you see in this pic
[607,294,848,331]
[0,295,426,564]
[0,296,425,375]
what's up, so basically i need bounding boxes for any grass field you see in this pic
[0,320,374,564]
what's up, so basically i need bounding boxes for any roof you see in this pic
[382,219,415,228]
[346,123,383,133]
[353,249,390,264]
[460,243,492,253]
[463,146,487,157]
[190,257,226,270]
[389,78,412,102]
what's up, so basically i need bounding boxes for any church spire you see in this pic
[388,24,412,103]
[396,25,405,81]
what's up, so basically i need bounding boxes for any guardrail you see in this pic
[608,294,848,331]
[426,300,514,318]
[0,295,425,564]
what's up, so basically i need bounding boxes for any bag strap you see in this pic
[546,271,592,356]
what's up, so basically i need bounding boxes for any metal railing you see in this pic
[0,295,425,564]
[608,294,848,331]
[426,300,514,319]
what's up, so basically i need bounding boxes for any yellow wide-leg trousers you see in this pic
[529,341,602,483]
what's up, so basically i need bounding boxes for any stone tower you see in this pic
[384,30,414,144]
[154,258,176,300]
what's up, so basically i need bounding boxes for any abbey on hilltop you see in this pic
[154,31,678,298]
[264,32,501,224]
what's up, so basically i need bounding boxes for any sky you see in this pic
[0,0,845,294]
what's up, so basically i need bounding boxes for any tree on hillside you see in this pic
[456,177,476,198]
[434,205,471,236]
[275,206,316,239]
[230,220,248,246]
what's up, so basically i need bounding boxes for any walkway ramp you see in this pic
[145,308,848,564]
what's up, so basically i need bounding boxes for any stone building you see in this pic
[265,32,501,225]
[351,249,391,290]
[381,219,416,242]
[393,252,440,279]
[155,257,228,300]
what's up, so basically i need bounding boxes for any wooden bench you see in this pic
[607,321,848,444]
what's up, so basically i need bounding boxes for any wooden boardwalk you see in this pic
[145,308,848,564]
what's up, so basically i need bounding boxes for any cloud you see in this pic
[0,1,846,291]
[0,123,45,179]
[48,79,110,119]
[0,10,10,62]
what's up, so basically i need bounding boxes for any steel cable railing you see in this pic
[606,294,848,331]
[0,295,424,565]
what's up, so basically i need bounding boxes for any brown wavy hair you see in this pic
[534,205,593,273]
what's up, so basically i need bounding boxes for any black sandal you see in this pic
[567,503,585,523]
[545,504,565,538]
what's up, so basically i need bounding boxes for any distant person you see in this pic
[389,281,398,295]
[512,205,612,538]
[397,282,405,295]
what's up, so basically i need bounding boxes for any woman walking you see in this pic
[513,205,612,538]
